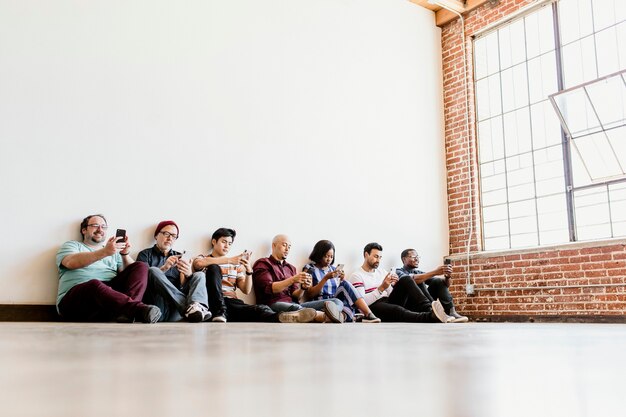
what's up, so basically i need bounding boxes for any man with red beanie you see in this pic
[137,220,211,322]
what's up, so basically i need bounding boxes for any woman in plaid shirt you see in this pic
[303,240,380,323]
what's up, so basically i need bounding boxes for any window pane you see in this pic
[525,5,555,59]
[537,194,569,244]
[559,0,594,45]
[552,88,601,138]
[574,187,611,240]
[476,74,502,121]
[528,52,558,104]
[483,203,509,222]
[531,101,563,149]
[609,182,626,228]
[562,36,598,88]
[585,74,626,130]
[503,108,532,156]
[501,63,529,113]
[484,237,510,250]
[483,219,509,239]
[474,31,500,80]
[571,132,625,182]
[534,145,565,196]
[592,0,621,32]
[511,232,539,248]
[478,116,504,163]
[499,19,526,69]
[595,25,622,77]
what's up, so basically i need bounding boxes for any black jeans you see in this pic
[422,278,454,313]
[370,276,436,323]
[204,264,280,322]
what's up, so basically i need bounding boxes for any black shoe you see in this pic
[134,305,161,324]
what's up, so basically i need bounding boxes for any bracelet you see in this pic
[120,252,130,256]
[245,271,253,275]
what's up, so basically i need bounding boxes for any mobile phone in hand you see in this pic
[115,229,126,243]
[243,250,251,261]
[336,263,345,272]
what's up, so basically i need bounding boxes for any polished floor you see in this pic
[0,322,624,417]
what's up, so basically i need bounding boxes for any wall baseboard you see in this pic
[1,305,625,323]
[474,315,626,324]
[0,305,60,322]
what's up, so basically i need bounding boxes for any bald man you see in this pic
[252,235,344,323]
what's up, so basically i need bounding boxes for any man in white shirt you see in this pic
[348,242,450,323]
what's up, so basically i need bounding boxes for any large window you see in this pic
[474,0,626,250]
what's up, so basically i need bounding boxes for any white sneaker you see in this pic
[186,302,211,323]
[431,299,451,323]
[212,315,227,323]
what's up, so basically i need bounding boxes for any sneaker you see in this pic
[186,302,211,323]
[212,315,227,323]
[361,312,381,323]
[431,299,450,323]
[134,304,161,324]
[278,308,317,323]
[323,301,343,323]
[449,309,469,323]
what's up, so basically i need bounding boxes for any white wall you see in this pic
[0,0,446,304]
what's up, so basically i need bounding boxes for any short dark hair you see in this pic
[364,242,383,255]
[308,240,336,265]
[211,228,236,242]
[401,248,416,260]
[80,214,107,238]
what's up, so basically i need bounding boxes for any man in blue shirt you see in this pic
[56,214,160,323]
[138,220,210,322]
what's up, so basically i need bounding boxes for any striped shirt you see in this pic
[197,255,245,299]
[303,262,339,300]
[348,267,392,306]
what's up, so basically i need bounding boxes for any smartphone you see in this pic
[179,250,190,262]
[242,250,251,261]
[336,264,345,272]
[444,258,452,265]
[115,229,126,243]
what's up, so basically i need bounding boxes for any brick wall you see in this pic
[440,0,626,318]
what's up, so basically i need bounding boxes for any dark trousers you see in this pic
[205,264,227,316]
[204,264,280,322]
[225,297,280,322]
[58,262,149,321]
[422,278,454,313]
[370,276,436,323]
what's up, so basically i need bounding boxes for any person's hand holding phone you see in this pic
[176,257,192,277]
[163,255,179,271]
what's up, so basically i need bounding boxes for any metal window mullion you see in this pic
[553,1,577,242]
[496,28,512,250]
[607,184,615,238]
[521,15,542,246]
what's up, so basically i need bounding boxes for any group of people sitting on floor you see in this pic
[55,214,469,324]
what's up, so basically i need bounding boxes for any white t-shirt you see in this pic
[348,267,393,306]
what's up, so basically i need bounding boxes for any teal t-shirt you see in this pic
[56,240,122,308]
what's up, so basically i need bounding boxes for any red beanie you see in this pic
[154,220,179,238]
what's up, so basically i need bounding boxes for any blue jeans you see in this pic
[145,267,208,322]
[270,298,343,313]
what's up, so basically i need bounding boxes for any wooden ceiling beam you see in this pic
[409,0,494,27]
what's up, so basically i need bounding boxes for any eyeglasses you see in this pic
[87,224,108,230]
[159,231,178,240]
[406,255,420,261]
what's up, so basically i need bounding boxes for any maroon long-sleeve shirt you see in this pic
[252,256,298,306]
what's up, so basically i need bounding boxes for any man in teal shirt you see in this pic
[56,214,160,323]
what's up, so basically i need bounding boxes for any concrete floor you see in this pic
[0,322,624,417]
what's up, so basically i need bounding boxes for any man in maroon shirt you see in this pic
[252,234,344,323]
